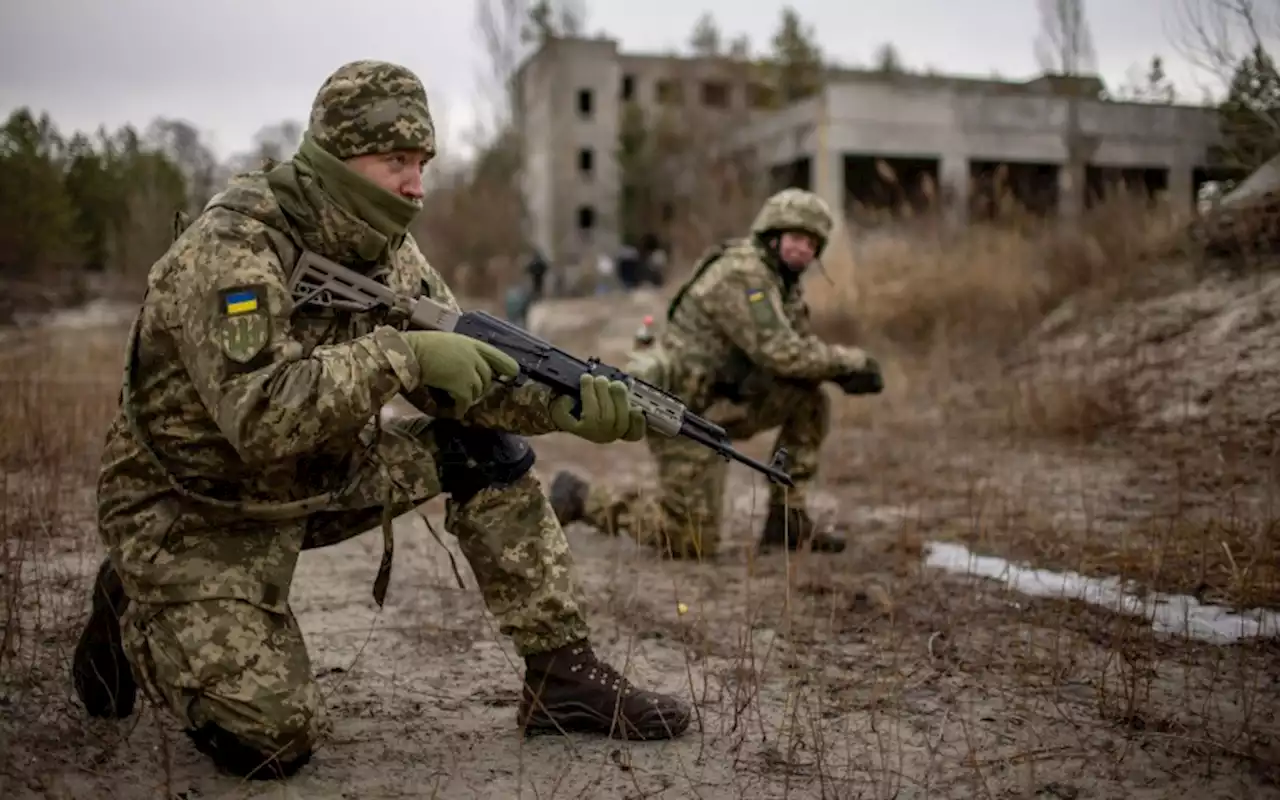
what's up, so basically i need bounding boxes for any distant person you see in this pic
[71,58,689,782]
[548,189,884,560]
[504,275,535,328]
[595,252,614,295]
[645,246,668,287]
[615,244,641,290]
[524,249,548,297]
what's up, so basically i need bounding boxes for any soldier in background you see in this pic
[549,189,884,560]
[523,247,548,297]
[72,58,691,781]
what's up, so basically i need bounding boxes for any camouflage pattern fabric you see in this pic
[750,187,835,247]
[575,189,863,556]
[119,440,590,763]
[651,236,868,416]
[121,598,326,764]
[581,379,829,557]
[100,166,562,608]
[309,60,436,161]
[97,59,587,757]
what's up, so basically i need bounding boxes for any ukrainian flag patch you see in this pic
[222,288,260,316]
[746,288,766,303]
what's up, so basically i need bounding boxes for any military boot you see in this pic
[758,504,846,554]
[72,557,137,718]
[548,471,589,526]
[517,640,693,740]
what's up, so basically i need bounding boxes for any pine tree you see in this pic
[689,13,721,57]
[768,7,824,104]
[1219,44,1280,171]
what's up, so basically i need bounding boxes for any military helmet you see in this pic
[750,188,834,244]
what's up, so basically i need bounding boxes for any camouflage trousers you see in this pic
[581,379,829,558]
[119,416,589,761]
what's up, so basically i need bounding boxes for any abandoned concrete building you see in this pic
[513,35,1230,265]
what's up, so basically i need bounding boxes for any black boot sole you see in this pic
[518,701,692,741]
[72,561,137,718]
[758,540,847,554]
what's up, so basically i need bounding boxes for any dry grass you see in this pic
[1,328,124,677]
[813,191,1189,366]
[797,183,1278,614]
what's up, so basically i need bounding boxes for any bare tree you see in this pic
[1113,55,1179,103]
[1033,0,1101,221]
[524,0,587,42]
[1170,0,1279,88]
[618,57,765,262]
[251,120,303,164]
[1035,0,1098,75]
[1170,0,1280,168]
[144,118,219,211]
[476,0,534,136]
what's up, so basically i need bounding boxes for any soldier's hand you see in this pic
[835,356,884,395]
[402,331,519,410]
[551,374,647,443]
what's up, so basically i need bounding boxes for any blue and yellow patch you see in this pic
[223,289,260,316]
[744,286,779,327]
[216,285,270,366]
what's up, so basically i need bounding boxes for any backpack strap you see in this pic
[665,240,729,322]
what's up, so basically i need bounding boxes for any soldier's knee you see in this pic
[187,685,321,779]
[187,718,316,780]
[432,418,536,506]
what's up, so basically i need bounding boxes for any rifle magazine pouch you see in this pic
[431,419,536,506]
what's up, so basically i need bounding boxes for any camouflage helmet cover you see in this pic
[750,188,834,243]
[308,59,437,160]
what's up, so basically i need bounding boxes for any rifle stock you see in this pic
[287,251,795,487]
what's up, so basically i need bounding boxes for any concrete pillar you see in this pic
[1166,161,1195,212]
[811,149,845,220]
[1058,161,1086,220]
[939,153,970,227]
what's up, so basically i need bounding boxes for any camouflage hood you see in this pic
[196,163,388,270]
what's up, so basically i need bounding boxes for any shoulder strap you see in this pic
[665,240,730,322]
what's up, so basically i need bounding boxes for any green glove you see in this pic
[835,356,884,395]
[551,374,647,444]
[401,331,519,410]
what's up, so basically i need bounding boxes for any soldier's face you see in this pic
[778,231,818,270]
[344,148,431,204]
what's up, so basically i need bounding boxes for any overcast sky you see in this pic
[0,0,1230,162]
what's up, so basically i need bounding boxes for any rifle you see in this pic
[287,251,795,487]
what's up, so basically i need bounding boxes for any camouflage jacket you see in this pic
[648,237,865,413]
[97,166,560,609]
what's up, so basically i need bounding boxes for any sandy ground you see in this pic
[2,287,1278,799]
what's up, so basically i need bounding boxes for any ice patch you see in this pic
[925,541,1279,644]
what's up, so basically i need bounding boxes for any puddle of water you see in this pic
[924,541,1279,644]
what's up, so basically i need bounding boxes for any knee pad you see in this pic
[187,723,313,780]
[431,418,536,506]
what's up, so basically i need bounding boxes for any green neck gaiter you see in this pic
[293,133,421,243]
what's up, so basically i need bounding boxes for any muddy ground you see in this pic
[1,287,1278,800]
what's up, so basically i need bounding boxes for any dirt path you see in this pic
[6,433,1277,799]
[2,296,1278,799]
